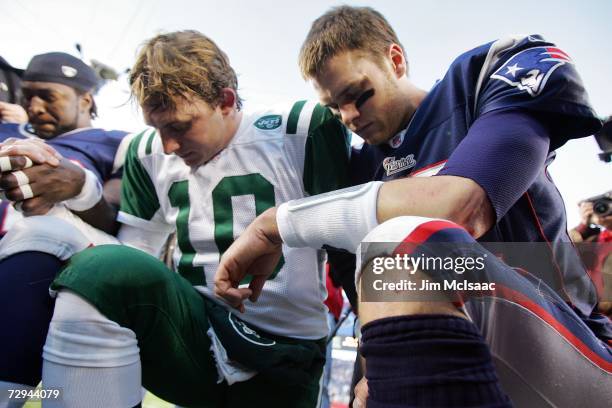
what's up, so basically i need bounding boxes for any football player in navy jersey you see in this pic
[217,5,611,407]
[0,52,128,233]
[0,52,129,403]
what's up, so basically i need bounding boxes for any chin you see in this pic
[362,133,387,146]
[183,158,200,167]
[184,156,207,168]
[34,129,56,139]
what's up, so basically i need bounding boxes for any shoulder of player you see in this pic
[125,128,162,160]
[440,34,555,85]
[55,127,130,145]
[0,122,25,141]
[235,100,334,143]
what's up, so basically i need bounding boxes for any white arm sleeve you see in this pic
[277,181,383,253]
[117,224,170,258]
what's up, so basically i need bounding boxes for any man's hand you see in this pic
[215,207,283,312]
[0,102,28,124]
[353,377,368,408]
[0,158,86,215]
[578,201,595,226]
[0,138,80,215]
[0,137,61,166]
[0,138,119,233]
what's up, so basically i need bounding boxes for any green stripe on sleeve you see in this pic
[286,100,307,134]
[307,103,329,134]
[303,106,352,195]
[120,133,161,220]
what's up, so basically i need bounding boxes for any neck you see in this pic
[224,108,243,145]
[398,80,427,131]
[77,118,93,129]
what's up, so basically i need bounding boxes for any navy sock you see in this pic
[360,314,512,407]
[0,252,63,386]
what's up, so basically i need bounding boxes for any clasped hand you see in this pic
[0,138,85,215]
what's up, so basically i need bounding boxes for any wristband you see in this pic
[64,168,103,211]
[277,181,383,252]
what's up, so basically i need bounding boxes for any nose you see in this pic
[27,96,45,116]
[339,103,360,128]
[160,132,180,155]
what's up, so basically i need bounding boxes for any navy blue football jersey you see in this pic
[0,123,129,236]
[350,35,602,316]
[0,123,127,182]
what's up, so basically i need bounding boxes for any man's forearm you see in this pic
[276,175,495,253]
[73,198,120,235]
[376,175,495,238]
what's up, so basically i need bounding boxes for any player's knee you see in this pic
[358,255,465,325]
[65,244,171,290]
[356,217,469,325]
[356,216,474,282]
[0,215,90,261]
[55,244,175,325]
[362,216,469,245]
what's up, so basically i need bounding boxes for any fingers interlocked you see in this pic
[0,156,36,202]
[0,156,33,172]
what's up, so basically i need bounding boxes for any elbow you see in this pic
[443,177,495,238]
[451,207,494,239]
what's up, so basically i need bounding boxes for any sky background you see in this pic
[0,0,610,226]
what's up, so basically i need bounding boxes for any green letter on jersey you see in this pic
[168,181,205,286]
[212,173,284,283]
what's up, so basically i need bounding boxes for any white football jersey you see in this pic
[118,100,351,339]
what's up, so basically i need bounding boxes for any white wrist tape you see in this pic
[277,181,383,253]
[64,168,103,211]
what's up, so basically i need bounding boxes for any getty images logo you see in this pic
[383,154,416,177]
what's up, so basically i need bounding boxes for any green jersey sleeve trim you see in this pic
[303,104,352,195]
[111,132,139,174]
[286,100,307,135]
[120,129,162,221]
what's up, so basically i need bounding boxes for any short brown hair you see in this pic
[299,6,404,79]
[130,30,242,111]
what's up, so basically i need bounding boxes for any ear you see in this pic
[219,88,238,115]
[78,92,94,114]
[388,43,408,78]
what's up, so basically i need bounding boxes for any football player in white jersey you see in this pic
[39,30,351,408]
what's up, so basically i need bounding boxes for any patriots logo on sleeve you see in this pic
[490,46,572,97]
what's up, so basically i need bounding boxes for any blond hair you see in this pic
[299,6,404,79]
[130,30,242,111]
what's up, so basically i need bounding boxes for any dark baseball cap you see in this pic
[22,52,98,92]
